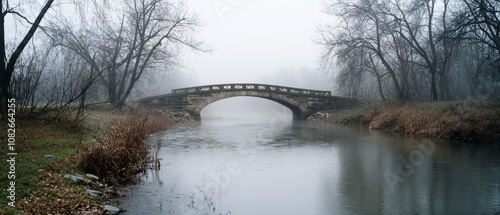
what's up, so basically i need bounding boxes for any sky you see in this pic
[181,0,334,91]
[5,0,337,116]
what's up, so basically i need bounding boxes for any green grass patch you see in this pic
[0,119,85,213]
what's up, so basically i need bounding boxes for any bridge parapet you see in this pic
[171,83,331,97]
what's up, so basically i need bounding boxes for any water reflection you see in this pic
[119,119,500,215]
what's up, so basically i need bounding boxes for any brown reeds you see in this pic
[369,102,500,144]
[79,117,149,183]
[136,108,176,134]
[79,108,175,183]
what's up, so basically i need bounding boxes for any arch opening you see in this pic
[200,97,295,121]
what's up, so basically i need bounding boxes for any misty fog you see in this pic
[3,0,500,214]
[201,97,293,121]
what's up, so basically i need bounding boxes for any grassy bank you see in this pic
[0,107,174,214]
[0,114,88,214]
[326,101,500,144]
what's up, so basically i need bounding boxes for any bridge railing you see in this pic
[171,83,331,96]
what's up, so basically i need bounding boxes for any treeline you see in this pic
[319,0,500,101]
[1,0,204,115]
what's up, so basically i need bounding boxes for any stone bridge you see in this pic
[139,83,356,120]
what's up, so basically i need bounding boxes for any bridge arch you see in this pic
[191,91,308,119]
[139,83,356,121]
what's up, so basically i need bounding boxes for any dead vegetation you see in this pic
[79,117,149,183]
[330,102,500,144]
[8,107,175,214]
[79,108,174,183]
[20,157,106,215]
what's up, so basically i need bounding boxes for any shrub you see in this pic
[79,117,149,183]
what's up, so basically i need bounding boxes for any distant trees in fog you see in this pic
[1,0,204,115]
[319,0,500,101]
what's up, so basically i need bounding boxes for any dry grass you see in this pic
[135,108,175,134]
[369,102,500,144]
[1,106,174,214]
[327,101,382,126]
[79,117,149,183]
[19,157,105,215]
[79,108,174,183]
[85,107,174,133]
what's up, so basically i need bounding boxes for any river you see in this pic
[118,112,500,214]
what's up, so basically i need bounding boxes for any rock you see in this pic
[308,111,330,121]
[86,189,102,197]
[85,173,100,180]
[63,174,85,183]
[103,205,121,214]
[44,154,55,159]
[161,108,196,123]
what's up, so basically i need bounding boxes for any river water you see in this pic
[119,114,500,214]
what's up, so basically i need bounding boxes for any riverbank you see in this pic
[323,101,500,144]
[0,106,175,214]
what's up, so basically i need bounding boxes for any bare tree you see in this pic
[460,0,500,57]
[319,0,406,100]
[320,0,467,101]
[9,44,46,114]
[1,0,55,113]
[47,0,205,109]
[455,0,500,96]
[389,0,448,101]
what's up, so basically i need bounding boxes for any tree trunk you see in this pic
[369,54,386,101]
[108,69,117,106]
[0,0,7,114]
[430,69,438,101]
[376,74,386,101]
[77,91,86,118]
[378,54,405,101]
